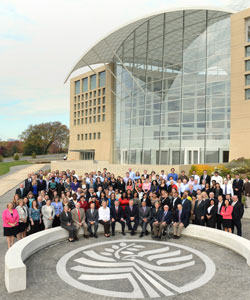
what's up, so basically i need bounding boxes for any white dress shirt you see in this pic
[98,207,110,221]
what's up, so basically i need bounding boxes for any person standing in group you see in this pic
[216,195,224,230]
[16,199,28,239]
[29,200,41,234]
[51,196,63,227]
[206,199,217,228]
[2,203,19,248]
[243,177,250,208]
[220,199,233,233]
[41,199,55,229]
[232,174,243,202]
[231,195,244,236]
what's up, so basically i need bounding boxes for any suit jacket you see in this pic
[173,209,189,227]
[71,207,87,226]
[60,211,73,226]
[157,210,172,224]
[151,207,162,222]
[125,205,139,220]
[139,207,151,222]
[206,205,217,224]
[171,197,182,211]
[181,198,191,214]
[24,178,32,192]
[233,179,244,194]
[15,188,27,198]
[194,200,206,220]
[37,179,47,191]
[200,175,211,185]
[110,206,124,221]
[232,201,244,220]
[86,209,99,223]
[161,197,172,210]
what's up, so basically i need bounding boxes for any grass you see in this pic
[0,161,32,176]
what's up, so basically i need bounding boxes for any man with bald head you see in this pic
[153,205,172,240]
[125,199,139,235]
[72,202,89,239]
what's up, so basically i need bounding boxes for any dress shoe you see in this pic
[130,231,135,236]
[139,233,144,238]
[122,232,126,236]
[173,235,178,239]
[145,230,149,236]
[89,233,94,237]
[83,234,89,239]
[152,235,158,239]
[112,232,115,236]
[176,236,180,239]
[94,234,98,238]
[158,236,161,240]
[74,237,79,241]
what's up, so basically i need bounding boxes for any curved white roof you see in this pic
[65,6,235,83]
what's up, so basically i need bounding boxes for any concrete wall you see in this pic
[51,160,192,175]
[230,8,250,160]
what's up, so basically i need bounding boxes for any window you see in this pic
[94,99,96,106]
[82,78,88,92]
[90,74,96,90]
[75,80,80,94]
[103,88,106,95]
[81,118,84,124]
[77,134,80,140]
[246,19,250,42]
[98,107,101,113]
[89,108,92,115]
[94,91,96,97]
[82,94,84,100]
[98,98,101,105]
[102,106,106,113]
[74,104,76,110]
[246,60,250,71]
[85,109,88,116]
[74,97,76,103]
[90,92,92,98]
[81,134,83,140]
[89,133,92,140]
[78,103,80,109]
[102,114,106,121]
[98,132,101,139]
[85,133,88,140]
[94,107,96,114]
[89,100,92,107]
[98,115,101,122]
[74,120,76,125]
[77,119,80,125]
[98,89,101,96]
[89,117,92,123]
[74,112,76,118]
[85,93,88,99]
[81,102,84,109]
[94,116,96,123]
[81,110,84,116]
[102,97,105,104]
[85,117,88,124]
[85,102,88,108]
[246,46,250,57]
[246,89,250,100]
[99,71,106,87]
[246,74,250,85]
[93,133,96,139]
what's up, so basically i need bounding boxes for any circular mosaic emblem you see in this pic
[56,239,216,298]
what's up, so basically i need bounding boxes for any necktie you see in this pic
[78,209,81,222]
[162,212,167,221]
[225,185,227,195]
[179,211,181,222]
[91,210,93,214]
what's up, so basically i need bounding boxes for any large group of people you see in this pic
[2,167,246,248]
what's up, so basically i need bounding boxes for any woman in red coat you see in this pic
[220,199,233,233]
[2,202,19,248]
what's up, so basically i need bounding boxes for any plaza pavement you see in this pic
[0,165,250,299]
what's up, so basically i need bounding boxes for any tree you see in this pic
[20,122,69,155]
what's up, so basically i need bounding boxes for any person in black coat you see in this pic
[181,192,192,216]
[150,201,162,231]
[37,176,47,192]
[57,179,65,197]
[15,184,27,199]
[233,175,244,201]
[206,199,217,228]
[200,170,211,185]
[232,195,244,236]
[60,205,77,242]
[216,195,224,230]
[171,191,182,212]
[152,205,172,239]
[110,200,126,236]
[125,199,139,235]
[193,195,206,226]
[173,204,189,239]
[24,175,33,193]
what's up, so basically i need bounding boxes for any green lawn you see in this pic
[0,161,32,176]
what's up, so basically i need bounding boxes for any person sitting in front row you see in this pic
[173,204,189,239]
[110,200,126,236]
[125,199,139,235]
[139,201,151,237]
[98,200,111,237]
[60,205,77,242]
[86,202,99,238]
[152,205,172,240]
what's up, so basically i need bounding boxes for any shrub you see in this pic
[0,155,3,162]
[13,153,19,161]
[189,165,215,176]
[31,151,36,159]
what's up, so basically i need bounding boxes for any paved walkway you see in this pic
[0,164,46,197]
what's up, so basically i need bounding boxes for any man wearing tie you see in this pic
[139,201,151,237]
[86,202,99,238]
[173,204,189,239]
[231,195,244,236]
[216,195,224,230]
[181,192,191,216]
[15,184,26,199]
[71,202,89,239]
[233,174,243,201]
[24,174,33,193]
[110,200,126,236]
[125,199,139,236]
[193,195,206,226]
[152,205,172,240]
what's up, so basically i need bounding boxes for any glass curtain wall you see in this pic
[113,10,231,165]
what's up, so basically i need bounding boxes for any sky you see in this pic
[0,0,248,140]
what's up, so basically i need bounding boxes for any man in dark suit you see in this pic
[160,190,172,210]
[181,192,191,216]
[232,195,244,236]
[125,199,139,235]
[37,176,46,192]
[200,170,211,185]
[171,191,182,212]
[173,204,189,239]
[24,174,32,192]
[110,200,126,236]
[139,201,151,237]
[15,184,27,198]
[216,195,224,230]
[193,195,206,226]
[152,205,172,239]
[60,205,77,242]
[86,202,99,238]
[233,174,243,201]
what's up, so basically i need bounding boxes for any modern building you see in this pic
[66,6,250,165]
